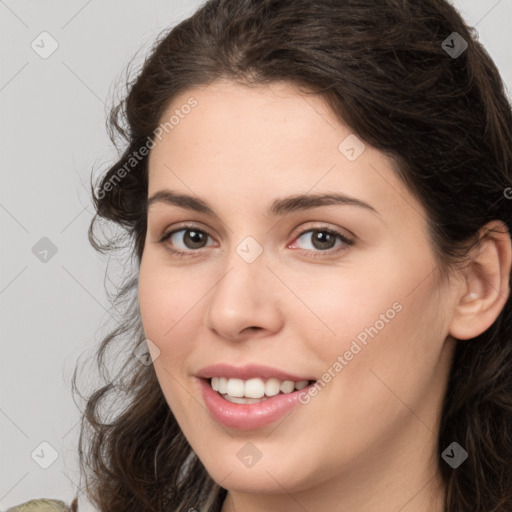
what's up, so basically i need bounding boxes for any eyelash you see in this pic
[156,224,355,259]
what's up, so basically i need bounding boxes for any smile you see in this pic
[210,377,312,403]
[195,364,318,429]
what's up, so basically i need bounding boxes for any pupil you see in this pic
[313,231,334,250]
[185,230,206,248]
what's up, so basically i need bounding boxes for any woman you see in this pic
[14,0,512,510]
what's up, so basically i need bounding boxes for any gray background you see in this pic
[1,1,511,510]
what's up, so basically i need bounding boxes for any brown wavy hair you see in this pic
[69,0,512,510]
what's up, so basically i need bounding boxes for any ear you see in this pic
[449,220,512,340]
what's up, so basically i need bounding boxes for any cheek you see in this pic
[288,250,444,396]
[278,261,406,361]
[279,276,446,476]
[138,260,206,430]
[137,258,202,364]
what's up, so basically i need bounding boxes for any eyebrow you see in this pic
[147,189,379,217]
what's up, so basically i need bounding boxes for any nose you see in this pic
[204,243,284,342]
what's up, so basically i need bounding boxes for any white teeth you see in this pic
[295,380,309,390]
[218,377,227,394]
[209,376,313,399]
[244,378,266,399]
[265,378,281,397]
[224,395,266,404]
[226,378,245,397]
[280,380,295,394]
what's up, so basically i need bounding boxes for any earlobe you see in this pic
[449,220,512,341]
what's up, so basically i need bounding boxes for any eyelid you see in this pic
[287,224,354,257]
[156,222,355,257]
[156,224,217,247]
[289,222,354,244]
[156,220,215,240]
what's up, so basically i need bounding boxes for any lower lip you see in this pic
[197,378,314,430]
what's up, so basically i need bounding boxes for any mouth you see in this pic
[195,364,318,429]
[208,376,316,404]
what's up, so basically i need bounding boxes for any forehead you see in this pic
[150,79,341,164]
[147,79,426,226]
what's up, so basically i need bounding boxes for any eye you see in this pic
[289,226,354,255]
[158,227,216,257]
[156,224,354,259]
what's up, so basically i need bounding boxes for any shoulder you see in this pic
[4,499,70,512]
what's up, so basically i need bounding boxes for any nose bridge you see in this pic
[212,234,267,313]
[204,233,282,339]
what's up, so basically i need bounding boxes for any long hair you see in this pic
[70,1,512,510]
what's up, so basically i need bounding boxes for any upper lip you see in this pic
[196,363,315,382]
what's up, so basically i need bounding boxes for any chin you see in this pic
[197,446,321,495]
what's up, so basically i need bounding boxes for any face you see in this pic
[138,79,457,502]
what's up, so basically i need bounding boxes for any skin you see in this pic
[137,79,511,512]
